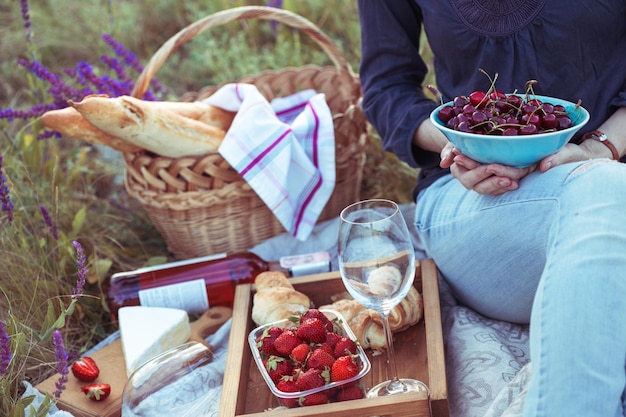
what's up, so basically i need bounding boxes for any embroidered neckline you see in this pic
[450,0,548,36]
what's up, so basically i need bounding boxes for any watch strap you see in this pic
[579,130,620,161]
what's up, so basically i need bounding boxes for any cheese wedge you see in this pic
[118,306,191,377]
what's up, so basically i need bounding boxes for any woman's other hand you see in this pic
[440,142,536,195]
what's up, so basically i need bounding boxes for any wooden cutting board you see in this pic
[36,306,232,417]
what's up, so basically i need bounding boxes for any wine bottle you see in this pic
[106,251,331,322]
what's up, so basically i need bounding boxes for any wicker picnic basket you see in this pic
[123,6,368,259]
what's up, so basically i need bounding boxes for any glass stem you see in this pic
[380,311,405,394]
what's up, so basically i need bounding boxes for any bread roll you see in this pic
[252,272,311,326]
[69,95,226,157]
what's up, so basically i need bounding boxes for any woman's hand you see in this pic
[439,137,616,195]
[538,140,616,171]
[440,142,535,195]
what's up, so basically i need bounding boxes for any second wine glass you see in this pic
[337,199,428,397]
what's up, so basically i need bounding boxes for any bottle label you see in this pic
[280,251,331,276]
[138,279,209,314]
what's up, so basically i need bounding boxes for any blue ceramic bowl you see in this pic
[430,94,590,167]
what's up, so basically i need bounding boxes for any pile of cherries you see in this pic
[438,90,576,136]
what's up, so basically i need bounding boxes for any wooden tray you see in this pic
[220,258,449,417]
[36,306,232,417]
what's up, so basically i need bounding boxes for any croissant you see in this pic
[371,286,423,333]
[317,298,385,350]
[252,271,311,326]
[320,286,423,352]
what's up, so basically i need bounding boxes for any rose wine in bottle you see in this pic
[106,251,330,322]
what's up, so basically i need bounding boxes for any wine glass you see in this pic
[337,199,429,397]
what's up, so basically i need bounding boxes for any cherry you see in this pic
[438,106,456,123]
[502,127,519,136]
[541,113,558,130]
[457,113,470,124]
[436,90,576,137]
[540,103,554,114]
[506,95,524,108]
[519,124,538,135]
[489,90,507,101]
[521,113,541,128]
[557,116,573,129]
[469,90,487,108]
[462,104,476,114]
[453,96,470,107]
[457,120,472,133]
[522,103,538,114]
[471,110,488,125]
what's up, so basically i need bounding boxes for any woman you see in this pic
[357,1,626,416]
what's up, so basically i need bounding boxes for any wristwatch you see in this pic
[579,130,620,160]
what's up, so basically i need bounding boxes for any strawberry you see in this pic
[264,355,293,384]
[295,368,326,391]
[317,342,333,356]
[333,336,358,358]
[290,343,310,365]
[325,331,342,350]
[256,326,283,357]
[273,329,301,357]
[296,318,327,344]
[336,384,364,401]
[276,376,299,408]
[71,356,100,382]
[299,392,328,406]
[301,309,334,332]
[80,383,111,401]
[306,347,335,371]
[330,355,360,382]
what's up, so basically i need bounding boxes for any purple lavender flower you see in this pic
[53,330,69,398]
[265,1,283,35]
[0,30,168,125]
[71,240,88,299]
[0,320,11,375]
[39,205,59,240]
[266,0,283,8]
[15,59,79,111]
[0,155,14,222]
[101,33,143,74]
[20,0,32,44]
[100,33,167,98]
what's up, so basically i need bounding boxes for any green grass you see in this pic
[0,1,431,412]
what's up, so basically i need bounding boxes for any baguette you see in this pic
[40,106,143,153]
[137,99,236,130]
[69,95,227,157]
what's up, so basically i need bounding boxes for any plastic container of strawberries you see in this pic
[247,309,371,407]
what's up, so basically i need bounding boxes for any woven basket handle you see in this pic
[131,6,355,99]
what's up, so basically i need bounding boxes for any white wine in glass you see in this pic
[338,199,429,397]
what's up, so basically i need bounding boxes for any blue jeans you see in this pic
[414,160,626,417]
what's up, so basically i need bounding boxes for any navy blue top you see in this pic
[358,0,626,195]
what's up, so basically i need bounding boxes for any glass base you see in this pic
[366,378,429,398]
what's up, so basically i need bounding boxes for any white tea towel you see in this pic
[203,83,336,241]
